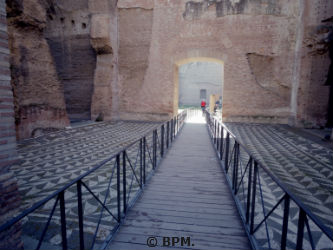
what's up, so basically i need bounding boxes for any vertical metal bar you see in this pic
[177,115,179,132]
[250,161,258,234]
[233,143,239,193]
[161,125,164,157]
[122,151,127,214]
[143,137,146,184]
[153,130,157,169]
[217,124,220,151]
[116,154,121,222]
[155,129,157,166]
[174,118,176,138]
[140,139,143,188]
[225,133,230,171]
[170,119,173,143]
[296,208,306,250]
[59,191,68,250]
[166,122,169,148]
[77,181,84,250]
[214,120,217,144]
[281,194,290,250]
[172,118,174,138]
[246,158,253,223]
[220,126,223,160]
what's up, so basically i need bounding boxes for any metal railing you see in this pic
[205,111,333,250]
[0,111,187,250]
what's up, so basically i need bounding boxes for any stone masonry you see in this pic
[120,0,332,126]
[4,0,333,140]
[0,0,22,248]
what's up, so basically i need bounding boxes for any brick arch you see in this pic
[173,57,225,115]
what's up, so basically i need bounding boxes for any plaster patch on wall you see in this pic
[247,53,290,101]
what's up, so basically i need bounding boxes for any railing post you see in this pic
[161,125,164,157]
[153,130,157,169]
[174,116,176,136]
[225,133,230,171]
[143,137,146,184]
[140,139,143,189]
[122,151,127,214]
[177,114,180,132]
[233,142,239,193]
[170,119,173,143]
[250,161,258,234]
[217,123,220,151]
[77,181,85,250]
[214,120,217,144]
[296,208,306,250]
[59,191,68,250]
[116,154,121,221]
[166,122,169,148]
[281,194,290,250]
[220,126,223,160]
[246,157,253,223]
[173,118,175,141]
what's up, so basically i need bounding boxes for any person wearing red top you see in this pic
[201,100,206,113]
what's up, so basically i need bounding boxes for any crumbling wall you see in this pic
[295,0,333,127]
[89,0,118,121]
[44,0,96,122]
[6,0,118,137]
[116,0,331,126]
[0,0,21,248]
[247,53,290,102]
[117,0,156,120]
[6,0,69,139]
[117,0,298,123]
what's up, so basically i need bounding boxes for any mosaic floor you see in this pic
[8,117,333,249]
[223,123,333,249]
[13,121,162,211]
[10,121,163,249]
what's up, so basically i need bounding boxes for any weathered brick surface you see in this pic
[6,0,70,139]
[116,0,332,126]
[0,0,22,248]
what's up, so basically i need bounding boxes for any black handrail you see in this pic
[0,110,188,250]
[205,111,333,250]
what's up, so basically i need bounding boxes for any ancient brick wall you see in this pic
[44,0,96,122]
[117,0,155,120]
[6,0,118,137]
[89,0,118,121]
[294,0,333,127]
[0,0,22,248]
[6,0,70,139]
[116,0,332,126]
[116,0,298,123]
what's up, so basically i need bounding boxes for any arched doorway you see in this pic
[174,57,224,116]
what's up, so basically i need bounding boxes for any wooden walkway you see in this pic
[106,119,251,250]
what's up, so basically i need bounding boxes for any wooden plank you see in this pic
[106,122,250,250]
[133,195,235,205]
[112,233,250,250]
[129,208,240,220]
[125,212,243,228]
[133,202,236,214]
[121,218,246,236]
[114,225,250,245]
[107,241,186,250]
[142,188,233,197]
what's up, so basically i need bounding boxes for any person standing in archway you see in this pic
[201,99,206,113]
